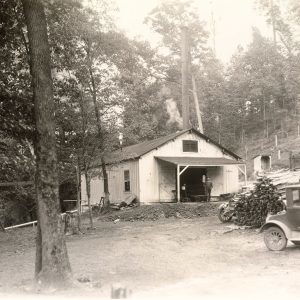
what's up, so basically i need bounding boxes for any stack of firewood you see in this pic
[234,177,285,228]
[259,168,300,200]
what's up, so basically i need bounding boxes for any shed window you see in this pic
[124,170,130,192]
[182,140,198,152]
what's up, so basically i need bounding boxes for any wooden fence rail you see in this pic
[3,209,78,231]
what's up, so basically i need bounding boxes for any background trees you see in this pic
[2,0,300,231]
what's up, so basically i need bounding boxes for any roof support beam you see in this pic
[179,165,190,175]
[177,165,190,203]
[238,164,248,187]
[237,166,245,175]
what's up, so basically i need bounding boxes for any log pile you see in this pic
[259,168,300,200]
[235,177,285,228]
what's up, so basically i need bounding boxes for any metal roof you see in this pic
[155,156,244,166]
[91,128,242,166]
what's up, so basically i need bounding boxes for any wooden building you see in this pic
[81,128,244,205]
[253,154,272,174]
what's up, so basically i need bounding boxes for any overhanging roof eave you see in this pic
[155,156,245,166]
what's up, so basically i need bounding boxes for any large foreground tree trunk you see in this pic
[22,0,71,288]
[0,220,5,232]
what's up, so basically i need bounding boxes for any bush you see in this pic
[234,177,285,228]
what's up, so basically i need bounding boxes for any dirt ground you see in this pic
[1,207,300,299]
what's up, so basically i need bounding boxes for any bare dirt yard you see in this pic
[1,203,300,299]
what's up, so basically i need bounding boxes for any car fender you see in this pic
[218,203,228,209]
[260,220,292,239]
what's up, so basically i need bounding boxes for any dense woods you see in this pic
[1,0,300,286]
[1,0,300,214]
[1,0,300,224]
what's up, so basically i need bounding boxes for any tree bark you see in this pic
[87,56,110,208]
[84,167,93,228]
[77,90,94,228]
[0,220,5,232]
[22,0,71,288]
[76,157,81,233]
[270,0,277,47]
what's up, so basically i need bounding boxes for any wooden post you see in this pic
[177,165,180,203]
[219,119,221,144]
[244,164,248,187]
[275,134,278,147]
[278,149,281,160]
[181,26,190,129]
[289,152,293,170]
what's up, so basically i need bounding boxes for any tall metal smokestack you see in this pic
[181,26,190,129]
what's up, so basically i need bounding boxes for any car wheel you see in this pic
[291,241,300,246]
[217,206,232,223]
[264,226,287,251]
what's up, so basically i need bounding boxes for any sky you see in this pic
[115,0,272,63]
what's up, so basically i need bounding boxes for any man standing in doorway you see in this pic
[205,177,213,202]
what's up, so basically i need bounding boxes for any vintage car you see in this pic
[260,184,300,251]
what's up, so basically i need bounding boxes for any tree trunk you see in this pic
[88,59,110,208]
[84,168,93,228]
[76,157,81,233]
[0,220,5,232]
[270,0,277,47]
[77,91,94,228]
[35,215,42,277]
[191,75,203,133]
[101,157,110,208]
[22,0,71,288]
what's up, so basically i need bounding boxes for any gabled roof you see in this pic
[92,128,242,166]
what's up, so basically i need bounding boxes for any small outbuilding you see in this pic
[81,128,244,205]
[253,154,272,174]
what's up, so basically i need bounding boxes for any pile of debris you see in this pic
[99,202,220,222]
[234,177,285,228]
[258,168,300,200]
[109,194,139,211]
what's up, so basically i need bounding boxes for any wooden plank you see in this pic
[4,210,78,230]
[5,220,37,230]
[62,199,77,202]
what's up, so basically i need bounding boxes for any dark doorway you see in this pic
[180,167,207,202]
[261,156,271,171]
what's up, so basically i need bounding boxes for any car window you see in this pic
[292,189,300,206]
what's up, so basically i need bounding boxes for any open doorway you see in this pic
[261,156,271,171]
[179,167,207,202]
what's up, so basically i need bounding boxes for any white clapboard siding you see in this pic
[139,131,238,203]
[82,131,241,204]
[81,160,139,205]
